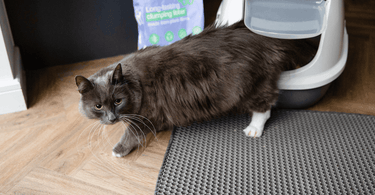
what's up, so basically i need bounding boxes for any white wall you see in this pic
[0,0,27,115]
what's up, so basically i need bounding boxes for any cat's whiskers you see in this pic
[121,118,145,148]
[119,121,130,145]
[88,121,102,152]
[87,121,101,148]
[77,122,122,177]
[122,117,148,146]
[99,124,115,152]
[91,124,125,178]
[75,121,99,151]
[87,122,108,169]
[122,114,158,140]
[99,125,119,164]
[120,120,143,154]
[121,114,158,142]
[119,120,142,155]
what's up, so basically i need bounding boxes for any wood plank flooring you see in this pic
[1,1,375,194]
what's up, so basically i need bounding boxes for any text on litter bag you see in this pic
[146,8,187,22]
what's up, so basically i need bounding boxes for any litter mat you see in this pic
[155,109,375,194]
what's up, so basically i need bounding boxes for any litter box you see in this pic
[215,0,348,108]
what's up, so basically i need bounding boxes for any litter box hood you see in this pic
[244,0,328,39]
[216,0,348,108]
[276,0,348,90]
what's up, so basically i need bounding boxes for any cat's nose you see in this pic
[108,112,117,123]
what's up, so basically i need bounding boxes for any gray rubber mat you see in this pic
[155,110,375,194]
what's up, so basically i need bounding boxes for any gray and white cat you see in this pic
[75,21,316,157]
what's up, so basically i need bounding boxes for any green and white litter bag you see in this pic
[133,0,204,48]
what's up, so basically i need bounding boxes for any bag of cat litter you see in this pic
[133,0,204,48]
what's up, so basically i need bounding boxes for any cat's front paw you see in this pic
[243,125,263,138]
[112,143,133,157]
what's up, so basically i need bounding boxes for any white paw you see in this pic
[112,151,123,158]
[243,125,263,138]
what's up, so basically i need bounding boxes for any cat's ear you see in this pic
[111,63,125,85]
[75,75,94,94]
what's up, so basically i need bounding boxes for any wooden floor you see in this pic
[1,1,375,194]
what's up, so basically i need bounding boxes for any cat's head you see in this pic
[75,64,141,124]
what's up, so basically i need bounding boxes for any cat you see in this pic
[75,20,316,157]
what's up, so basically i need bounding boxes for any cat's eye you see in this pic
[95,104,103,110]
[114,99,122,105]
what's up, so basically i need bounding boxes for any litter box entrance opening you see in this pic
[304,34,321,52]
[287,34,321,71]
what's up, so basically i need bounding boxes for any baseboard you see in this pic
[0,46,27,115]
